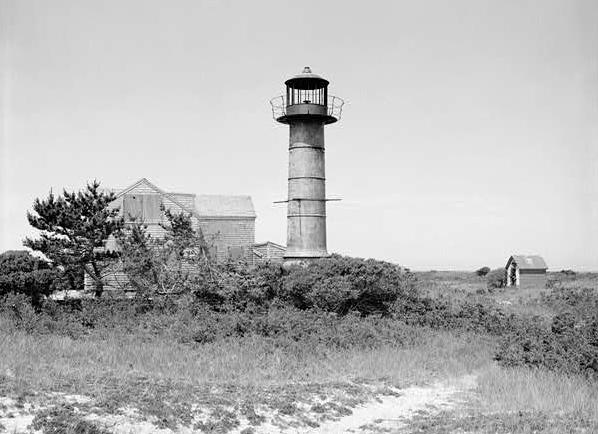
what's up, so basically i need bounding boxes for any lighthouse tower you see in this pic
[271,67,344,262]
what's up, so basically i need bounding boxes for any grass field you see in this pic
[1,270,597,433]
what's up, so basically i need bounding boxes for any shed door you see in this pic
[509,264,518,286]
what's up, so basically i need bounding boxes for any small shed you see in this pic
[505,255,548,288]
[252,241,286,264]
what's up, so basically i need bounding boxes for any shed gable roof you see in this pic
[506,255,547,270]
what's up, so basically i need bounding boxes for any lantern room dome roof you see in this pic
[285,66,329,89]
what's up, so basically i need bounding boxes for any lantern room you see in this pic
[286,66,329,106]
[270,66,344,125]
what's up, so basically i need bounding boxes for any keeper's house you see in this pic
[505,255,548,288]
[82,178,284,292]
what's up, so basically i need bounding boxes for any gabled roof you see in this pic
[195,195,256,218]
[253,241,286,250]
[106,179,256,219]
[506,255,547,270]
[112,178,198,217]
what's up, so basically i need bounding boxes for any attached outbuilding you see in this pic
[505,255,548,288]
[251,241,286,264]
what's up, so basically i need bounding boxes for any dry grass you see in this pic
[415,271,486,300]
[2,327,597,432]
[2,270,597,432]
[400,365,598,433]
[415,271,598,320]
[477,365,598,419]
[0,328,494,431]
[0,329,492,396]
[549,272,598,290]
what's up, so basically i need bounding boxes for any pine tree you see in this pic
[23,181,123,297]
[116,207,214,296]
[116,222,159,295]
[161,207,211,259]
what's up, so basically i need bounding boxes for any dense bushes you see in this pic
[280,255,416,315]
[476,266,491,277]
[4,290,594,377]
[2,253,597,379]
[495,313,598,376]
[390,280,598,377]
[173,305,423,349]
[115,212,415,316]
[492,285,598,376]
[8,193,596,379]
[398,286,598,377]
[0,250,64,305]
[0,295,423,351]
[0,254,418,349]
[164,255,416,317]
[392,293,527,337]
[190,261,284,309]
[0,292,40,333]
[540,286,598,321]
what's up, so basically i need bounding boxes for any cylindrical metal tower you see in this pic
[270,67,344,262]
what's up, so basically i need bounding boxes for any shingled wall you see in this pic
[199,218,255,262]
[519,269,547,288]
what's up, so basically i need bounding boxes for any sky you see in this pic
[1,0,597,270]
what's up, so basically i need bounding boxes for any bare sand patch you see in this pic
[0,375,477,433]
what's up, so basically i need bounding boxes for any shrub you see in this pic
[116,210,216,297]
[176,305,422,350]
[203,261,284,309]
[392,295,521,337]
[244,306,421,349]
[161,255,415,316]
[494,316,598,376]
[117,215,413,317]
[0,292,39,332]
[0,250,63,305]
[493,295,598,376]
[31,404,110,434]
[486,268,506,290]
[5,275,595,378]
[280,255,417,316]
[475,266,491,277]
[2,293,425,351]
[540,287,598,322]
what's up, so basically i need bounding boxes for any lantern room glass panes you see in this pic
[286,85,327,106]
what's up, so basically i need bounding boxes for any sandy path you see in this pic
[0,375,477,433]
[232,374,477,433]
[0,397,36,434]
[308,375,477,433]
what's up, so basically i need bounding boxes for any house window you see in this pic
[123,194,162,223]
